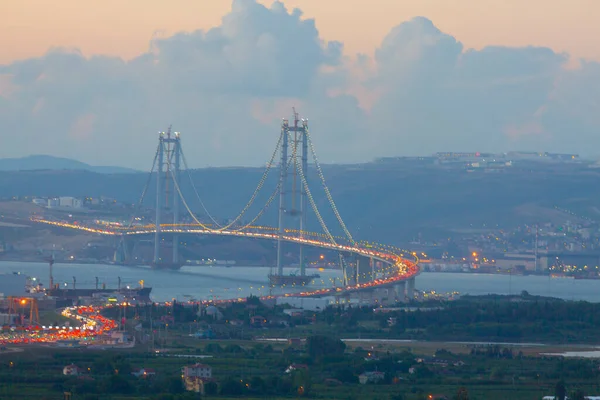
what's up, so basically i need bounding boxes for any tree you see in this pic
[204,381,218,396]
[571,388,585,400]
[249,376,266,394]
[306,335,346,362]
[490,366,507,380]
[555,380,567,400]
[455,387,469,400]
[103,375,133,394]
[225,344,244,353]
[292,369,312,395]
[166,377,184,394]
[220,378,245,396]
[334,367,357,384]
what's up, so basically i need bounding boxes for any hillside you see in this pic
[0,155,139,174]
[0,161,598,244]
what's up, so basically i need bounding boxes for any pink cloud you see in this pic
[504,120,545,140]
[68,113,96,140]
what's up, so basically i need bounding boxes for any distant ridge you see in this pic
[0,155,139,174]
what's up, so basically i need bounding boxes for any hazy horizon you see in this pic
[2,0,599,169]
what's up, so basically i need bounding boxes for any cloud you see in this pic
[1,2,599,168]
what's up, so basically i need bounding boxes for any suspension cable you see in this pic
[180,149,224,227]
[305,128,356,246]
[230,138,298,232]
[294,131,337,246]
[166,156,214,231]
[178,129,284,231]
[125,143,160,229]
[166,130,295,233]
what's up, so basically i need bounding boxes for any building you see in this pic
[63,364,80,376]
[182,364,212,379]
[0,313,18,324]
[189,329,215,339]
[182,364,213,395]
[282,308,303,317]
[359,371,385,384]
[285,364,308,374]
[58,197,83,208]
[494,253,536,271]
[47,198,59,208]
[107,331,130,344]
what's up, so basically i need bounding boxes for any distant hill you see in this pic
[0,161,599,246]
[0,155,139,174]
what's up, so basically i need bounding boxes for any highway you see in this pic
[0,306,117,345]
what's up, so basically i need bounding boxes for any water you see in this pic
[2,262,600,303]
[0,261,342,302]
[418,272,600,302]
[541,350,600,358]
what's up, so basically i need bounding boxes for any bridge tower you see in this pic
[276,110,309,278]
[153,127,182,269]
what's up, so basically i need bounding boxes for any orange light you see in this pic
[20,299,26,305]
[472,252,477,257]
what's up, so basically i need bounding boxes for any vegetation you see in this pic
[107,294,600,344]
[1,334,600,399]
[312,294,600,343]
[4,295,600,399]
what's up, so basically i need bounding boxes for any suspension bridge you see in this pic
[32,110,420,301]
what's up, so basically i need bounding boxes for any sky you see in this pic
[1,0,600,169]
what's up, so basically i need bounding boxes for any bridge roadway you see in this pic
[31,218,420,298]
[5,219,418,345]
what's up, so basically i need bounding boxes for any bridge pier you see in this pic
[406,277,415,301]
[347,255,375,286]
[299,118,308,277]
[370,257,375,279]
[357,290,374,305]
[385,288,397,305]
[153,133,164,265]
[152,129,182,269]
[276,121,289,277]
[114,236,136,264]
[394,281,407,302]
[172,135,181,265]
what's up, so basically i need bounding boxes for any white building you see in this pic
[58,197,83,208]
[182,364,213,395]
[182,364,212,379]
[47,198,59,208]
